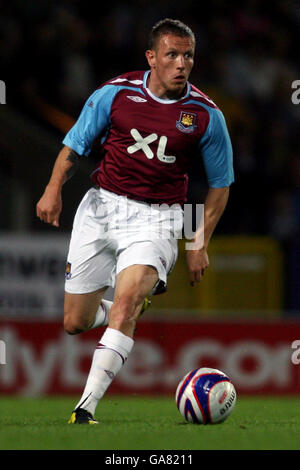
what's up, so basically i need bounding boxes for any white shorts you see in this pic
[64,187,183,295]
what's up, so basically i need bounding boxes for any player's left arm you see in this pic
[187,186,229,286]
[186,106,234,286]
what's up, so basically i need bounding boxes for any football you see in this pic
[175,367,237,424]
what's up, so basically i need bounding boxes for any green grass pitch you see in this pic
[0,395,300,450]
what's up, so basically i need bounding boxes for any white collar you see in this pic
[143,70,190,104]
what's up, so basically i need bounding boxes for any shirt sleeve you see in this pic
[199,107,234,188]
[62,85,119,156]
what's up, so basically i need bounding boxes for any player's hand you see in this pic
[186,247,209,286]
[36,186,62,227]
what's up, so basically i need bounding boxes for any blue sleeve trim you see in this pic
[198,104,234,188]
[63,85,145,156]
[63,86,118,156]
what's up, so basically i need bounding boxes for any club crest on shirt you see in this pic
[176,111,197,133]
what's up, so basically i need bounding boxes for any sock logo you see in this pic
[97,343,126,364]
[104,369,115,380]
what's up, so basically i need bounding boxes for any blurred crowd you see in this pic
[1,0,300,241]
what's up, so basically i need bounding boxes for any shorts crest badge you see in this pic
[176,111,197,133]
[65,262,72,280]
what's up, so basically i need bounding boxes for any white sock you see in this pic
[75,327,134,415]
[90,299,112,329]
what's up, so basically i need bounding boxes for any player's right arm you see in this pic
[36,83,118,227]
[36,145,81,227]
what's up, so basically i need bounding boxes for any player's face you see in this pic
[146,34,195,99]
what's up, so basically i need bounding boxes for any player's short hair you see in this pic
[148,18,195,50]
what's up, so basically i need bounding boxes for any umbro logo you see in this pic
[127,95,147,103]
[104,369,115,380]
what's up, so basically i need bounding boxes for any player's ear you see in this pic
[145,49,156,68]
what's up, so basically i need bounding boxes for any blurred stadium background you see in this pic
[0,0,300,399]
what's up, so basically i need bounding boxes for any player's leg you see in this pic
[63,188,118,335]
[63,286,150,335]
[69,264,158,423]
[63,288,110,335]
[68,194,179,423]
[108,264,158,337]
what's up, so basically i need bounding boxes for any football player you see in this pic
[36,18,234,424]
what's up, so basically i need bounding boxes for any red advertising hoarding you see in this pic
[0,319,300,395]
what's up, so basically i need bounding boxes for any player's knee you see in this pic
[63,313,87,335]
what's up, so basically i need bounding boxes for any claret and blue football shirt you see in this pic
[63,70,234,204]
